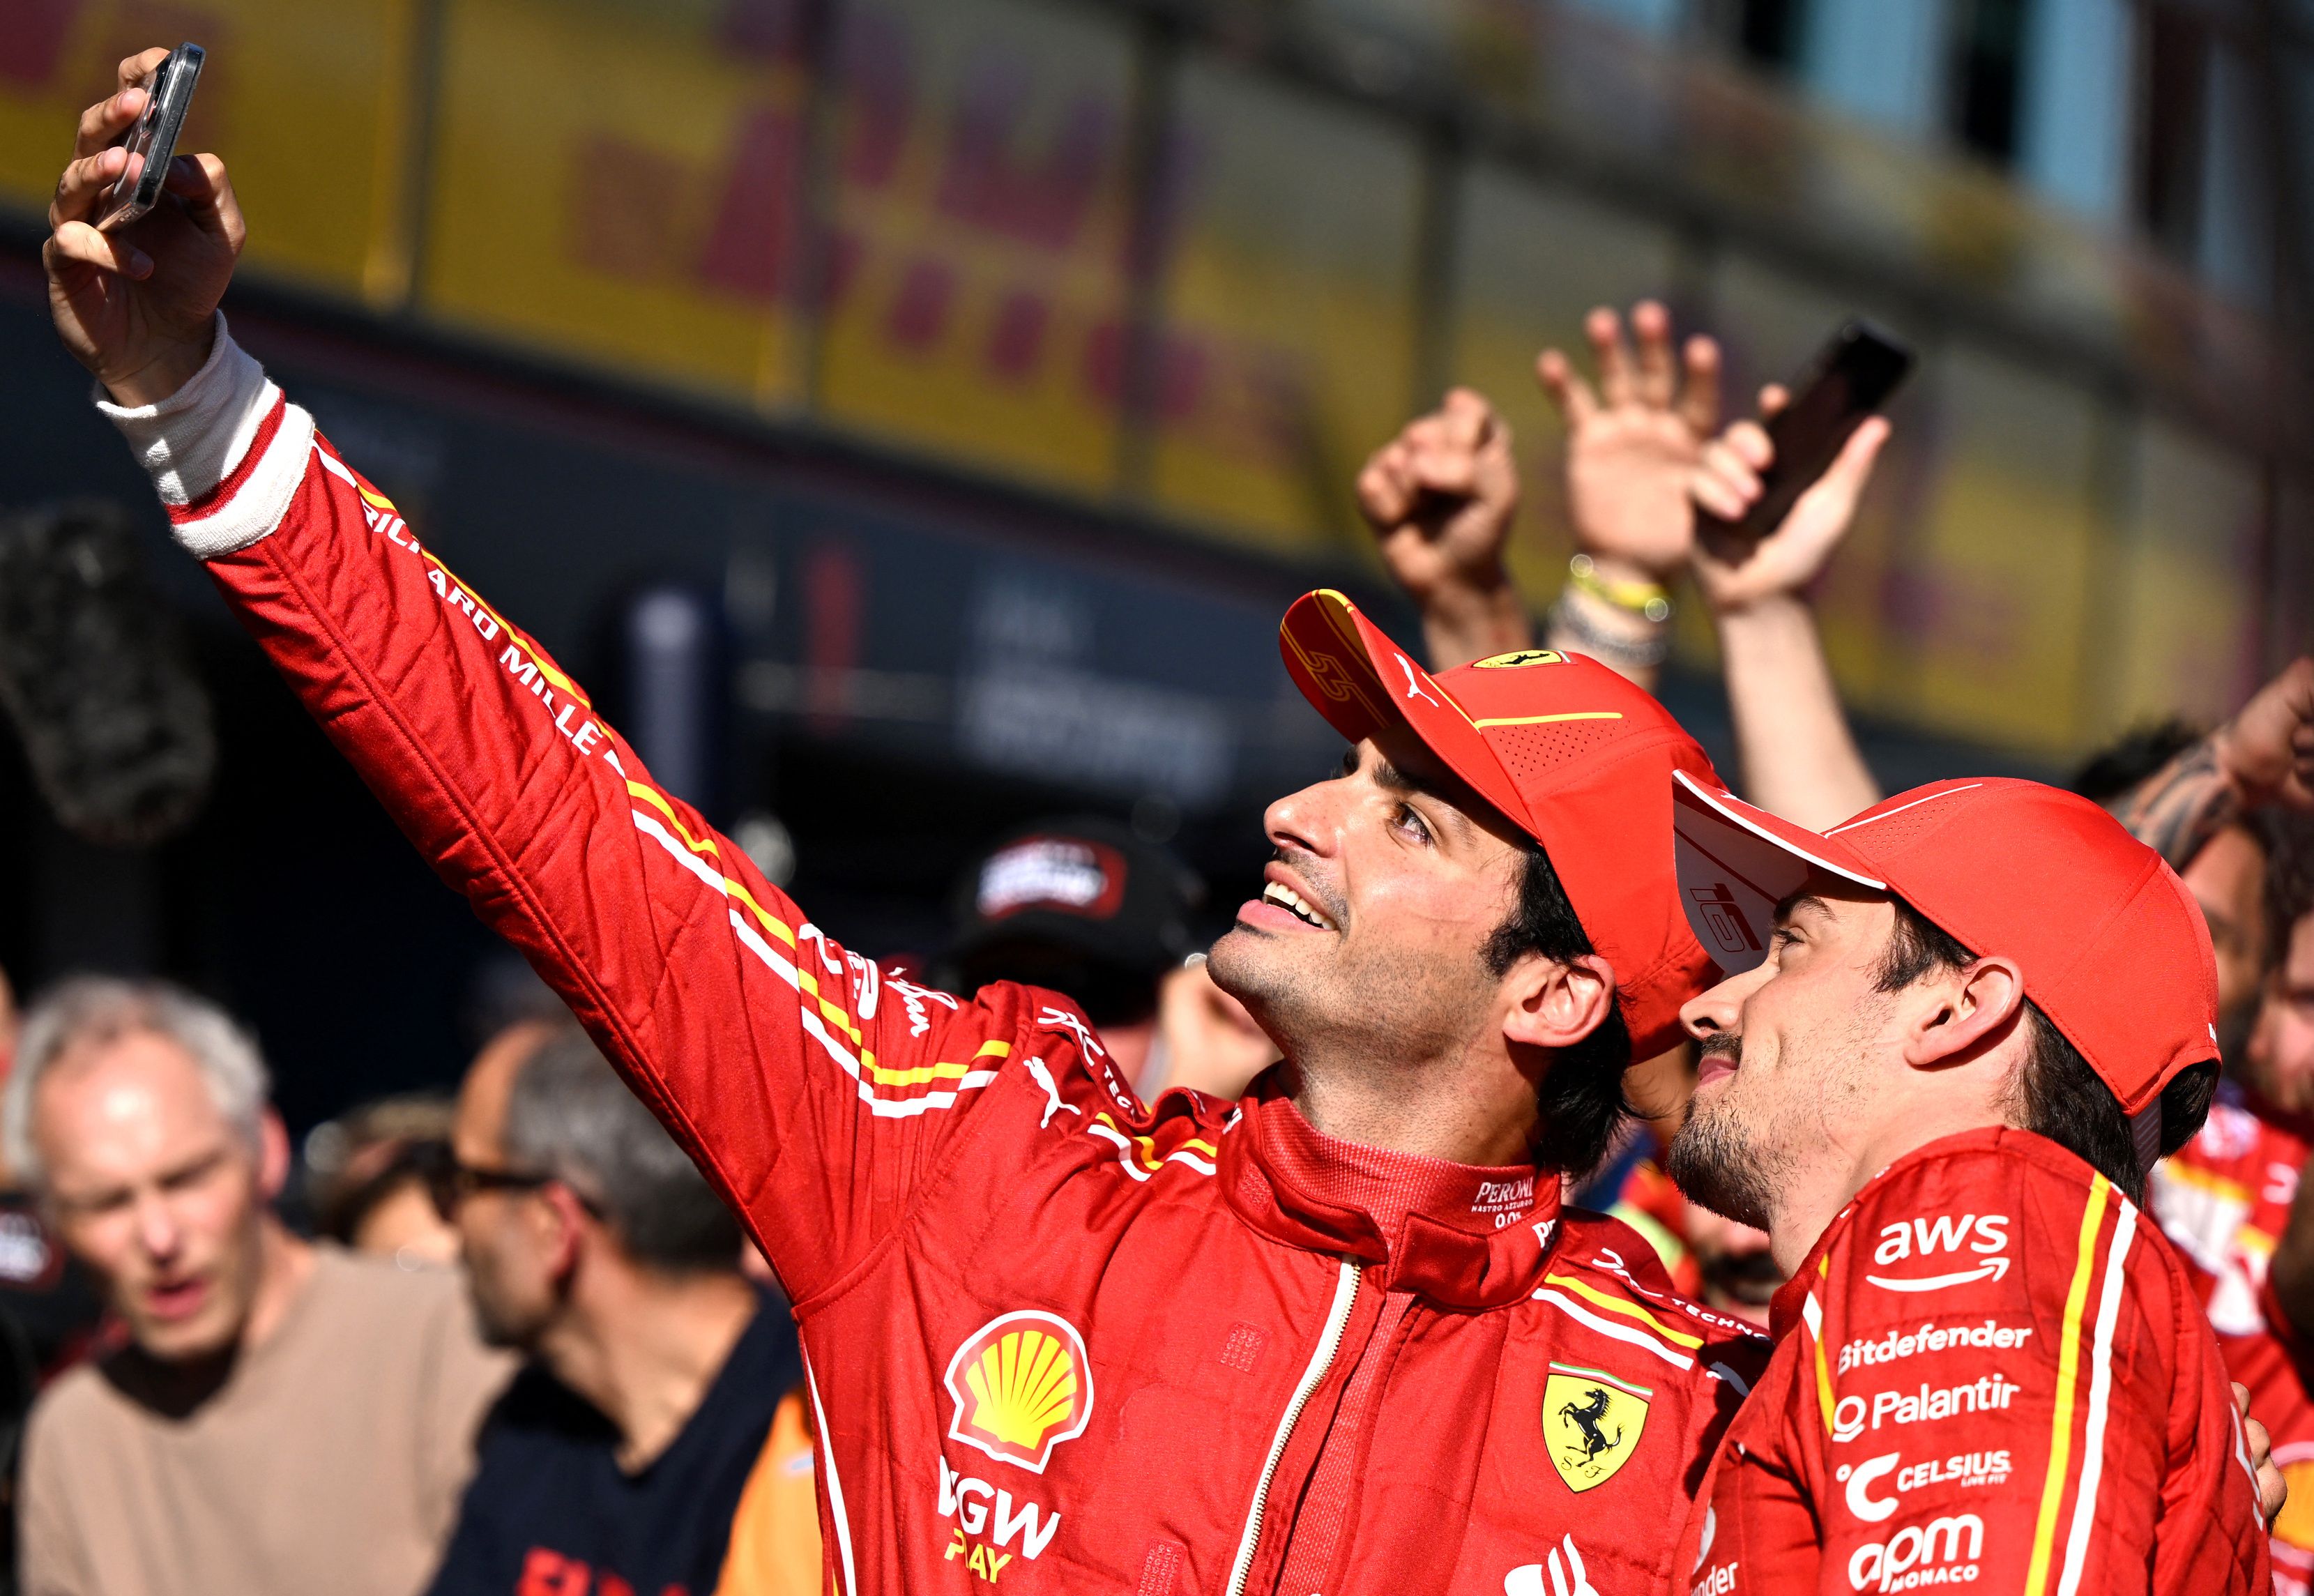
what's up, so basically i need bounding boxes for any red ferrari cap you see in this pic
[1669,772,2220,1116]
[1278,589,1723,1058]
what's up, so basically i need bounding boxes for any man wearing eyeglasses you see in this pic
[420,1021,800,1596]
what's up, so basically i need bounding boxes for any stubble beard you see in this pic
[1666,1044,1785,1233]
[1208,923,1493,1086]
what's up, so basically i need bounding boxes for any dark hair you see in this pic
[1877,900,2216,1190]
[504,1027,743,1273]
[2066,720,2205,804]
[1483,841,1633,1178]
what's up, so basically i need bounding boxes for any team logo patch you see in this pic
[1542,1362,1650,1492]
[1473,648,1569,669]
[943,1312,1095,1474]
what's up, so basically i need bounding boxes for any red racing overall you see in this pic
[1673,1127,2269,1595]
[2150,1081,2314,1593]
[109,327,1769,1596]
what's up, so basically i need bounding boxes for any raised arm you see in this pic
[1529,303,1723,692]
[1687,391,1887,829]
[2108,659,2314,868]
[1354,387,1530,670]
[45,54,1075,1305]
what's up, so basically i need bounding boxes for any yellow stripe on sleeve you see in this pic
[1806,1257,1835,1435]
[1542,1273,1705,1350]
[2025,1173,2111,1596]
[628,782,719,856]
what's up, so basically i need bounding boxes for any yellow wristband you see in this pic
[1569,554,1672,622]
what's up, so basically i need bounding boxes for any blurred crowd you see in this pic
[12,47,2314,1596]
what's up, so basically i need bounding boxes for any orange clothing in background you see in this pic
[713,1390,823,1596]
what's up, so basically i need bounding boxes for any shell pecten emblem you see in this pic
[943,1311,1095,1473]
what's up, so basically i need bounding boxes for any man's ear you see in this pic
[537,1183,594,1284]
[1900,955,2027,1072]
[255,1107,291,1202]
[1503,953,1617,1051]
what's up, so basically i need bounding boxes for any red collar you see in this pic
[1217,1089,1563,1309]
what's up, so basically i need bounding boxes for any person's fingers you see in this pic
[1588,306,1636,408]
[50,146,130,229]
[164,153,243,249]
[1676,335,1721,436]
[1757,383,1790,420]
[1631,301,1676,407]
[1536,348,1597,430]
[116,47,171,94]
[73,84,149,162]
[1360,443,1419,523]
[1411,444,1479,498]
[1691,448,1759,522]
[1817,417,1891,499]
[1440,387,1494,449]
[1700,439,1763,497]
[2245,1408,2285,1524]
[45,218,152,280]
[1689,472,1751,524]
[1726,420,1775,472]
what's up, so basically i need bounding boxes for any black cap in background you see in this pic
[941,816,1202,1026]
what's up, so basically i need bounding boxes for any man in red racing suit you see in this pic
[43,68,1768,1596]
[1661,775,2273,1593]
[2153,1084,2314,1593]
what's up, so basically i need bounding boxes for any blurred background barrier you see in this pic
[0,0,2306,1134]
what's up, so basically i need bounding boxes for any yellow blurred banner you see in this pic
[1146,62,1422,558]
[0,0,423,303]
[0,0,2274,759]
[814,0,1134,494]
[422,0,807,404]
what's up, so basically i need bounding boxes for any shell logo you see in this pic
[942,1310,1095,1474]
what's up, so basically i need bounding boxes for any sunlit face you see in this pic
[2244,915,2314,1117]
[449,1028,559,1349]
[1667,883,1898,1229]
[2184,824,2268,1045]
[1205,730,1530,1067]
[34,1031,273,1362]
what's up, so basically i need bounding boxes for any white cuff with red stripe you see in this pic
[95,312,314,558]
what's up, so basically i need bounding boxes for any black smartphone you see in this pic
[1737,319,1914,538]
[97,43,205,232]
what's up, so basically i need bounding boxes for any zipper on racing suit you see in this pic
[1223,1257,1364,1596]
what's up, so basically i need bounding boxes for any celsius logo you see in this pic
[1840,1452,1901,1522]
[1837,1450,2016,1522]
[943,1312,1094,1473]
[1866,1215,2010,1293]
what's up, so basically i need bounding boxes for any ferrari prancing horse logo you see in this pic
[1542,1363,1650,1492]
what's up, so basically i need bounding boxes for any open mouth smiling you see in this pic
[1261,881,1334,929]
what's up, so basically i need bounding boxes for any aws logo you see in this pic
[1865,1213,2010,1294]
[944,1312,1095,1473]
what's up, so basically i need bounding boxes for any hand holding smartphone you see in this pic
[1732,320,1913,539]
[97,43,204,232]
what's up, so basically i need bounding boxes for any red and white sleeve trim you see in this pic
[94,312,314,558]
